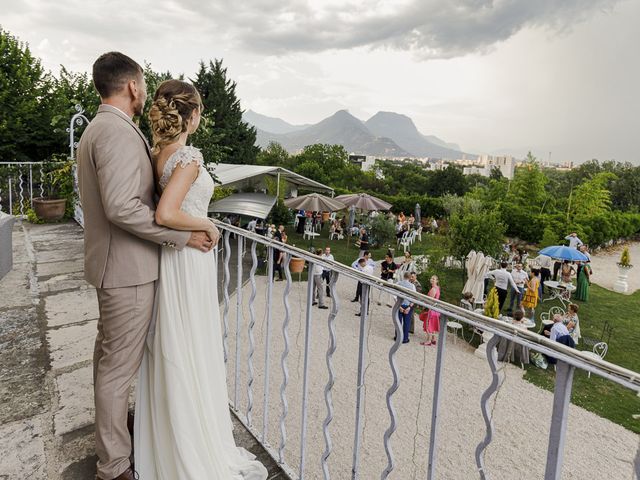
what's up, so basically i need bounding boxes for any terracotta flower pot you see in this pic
[289,257,305,273]
[33,197,67,221]
[321,211,330,222]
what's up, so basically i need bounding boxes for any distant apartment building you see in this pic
[462,154,515,180]
[348,154,377,172]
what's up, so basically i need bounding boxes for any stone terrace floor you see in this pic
[0,221,286,479]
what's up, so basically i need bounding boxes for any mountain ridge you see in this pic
[245,108,471,158]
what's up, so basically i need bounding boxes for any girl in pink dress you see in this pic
[421,276,441,346]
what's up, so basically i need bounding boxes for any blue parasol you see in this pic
[539,245,589,262]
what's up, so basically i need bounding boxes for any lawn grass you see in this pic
[277,226,640,432]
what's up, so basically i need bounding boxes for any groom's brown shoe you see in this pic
[97,467,139,480]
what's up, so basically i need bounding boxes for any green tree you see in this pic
[0,28,57,161]
[508,152,548,211]
[570,172,616,217]
[448,210,506,260]
[256,141,291,167]
[425,164,468,197]
[192,59,258,165]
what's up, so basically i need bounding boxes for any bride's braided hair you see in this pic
[149,79,203,155]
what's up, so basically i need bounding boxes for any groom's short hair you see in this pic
[93,52,143,98]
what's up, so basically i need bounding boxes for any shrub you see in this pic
[484,287,500,319]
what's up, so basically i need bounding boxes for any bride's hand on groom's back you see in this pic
[187,231,214,252]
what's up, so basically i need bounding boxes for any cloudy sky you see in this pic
[2,0,639,163]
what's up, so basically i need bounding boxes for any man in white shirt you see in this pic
[549,314,570,342]
[487,261,519,312]
[565,233,583,249]
[312,249,329,309]
[246,218,257,232]
[321,246,335,297]
[508,263,528,313]
[351,251,375,303]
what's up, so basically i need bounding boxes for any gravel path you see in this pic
[590,242,640,294]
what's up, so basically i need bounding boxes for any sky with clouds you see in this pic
[2,0,639,163]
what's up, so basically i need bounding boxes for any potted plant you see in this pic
[289,244,306,273]
[614,246,633,293]
[33,159,74,222]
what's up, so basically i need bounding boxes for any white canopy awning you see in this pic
[208,192,277,220]
[208,163,334,194]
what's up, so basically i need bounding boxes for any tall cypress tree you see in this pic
[192,59,258,165]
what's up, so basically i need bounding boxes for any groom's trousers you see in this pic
[94,281,155,479]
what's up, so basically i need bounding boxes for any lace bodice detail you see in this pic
[158,145,213,218]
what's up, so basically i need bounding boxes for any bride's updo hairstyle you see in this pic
[149,79,203,155]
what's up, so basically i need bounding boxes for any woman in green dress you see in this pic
[575,261,592,301]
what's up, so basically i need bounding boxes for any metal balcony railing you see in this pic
[213,220,640,480]
[0,161,66,216]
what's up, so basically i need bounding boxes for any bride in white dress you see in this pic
[134,79,267,480]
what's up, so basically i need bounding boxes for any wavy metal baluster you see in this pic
[8,177,13,215]
[278,253,292,464]
[0,182,3,213]
[246,240,258,426]
[475,334,503,479]
[222,230,231,365]
[321,272,340,480]
[39,165,45,198]
[18,170,25,216]
[262,246,275,443]
[381,299,403,479]
[28,165,33,205]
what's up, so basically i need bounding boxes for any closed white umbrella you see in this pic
[463,250,477,294]
[472,255,493,303]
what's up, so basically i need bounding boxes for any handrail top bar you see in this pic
[214,220,640,392]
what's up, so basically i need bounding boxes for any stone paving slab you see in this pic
[0,306,47,424]
[40,271,91,294]
[45,288,99,328]
[48,320,97,371]
[37,258,84,278]
[0,415,47,480]
[54,365,94,436]
[35,245,84,264]
[0,260,33,310]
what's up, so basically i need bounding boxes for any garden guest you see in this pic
[487,261,519,312]
[560,260,576,284]
[420,275,441,346]
[575,261,592,302]
[563,303,580,344]
[565,232,584,249]
[521,269,541,321]
[321,246,335,297]
[394,272,416,344]
[312,249,329,310]
[508,263,528,313]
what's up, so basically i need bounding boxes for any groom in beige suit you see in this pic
[77,52,212,480]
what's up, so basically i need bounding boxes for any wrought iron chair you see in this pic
[581,342,608,378]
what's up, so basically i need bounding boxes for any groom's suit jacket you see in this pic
[77,104,190,289]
